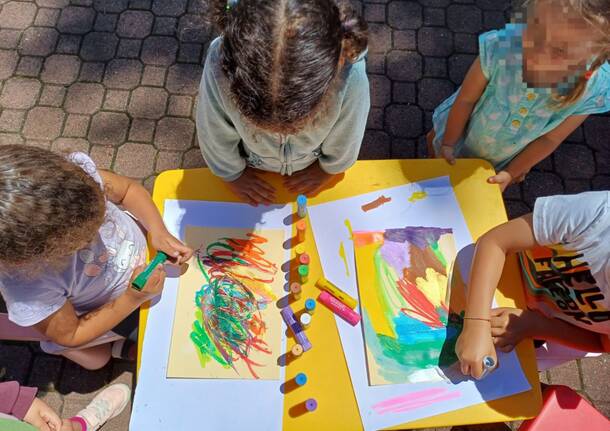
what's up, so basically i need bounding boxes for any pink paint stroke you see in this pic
[372,388,462,415]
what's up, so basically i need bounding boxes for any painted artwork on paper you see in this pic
[167,226,285,380]
[353,227,466,385]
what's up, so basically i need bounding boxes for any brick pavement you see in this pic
[0,0,608,430]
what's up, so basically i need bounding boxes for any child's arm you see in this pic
[488,114,588,190]
[455,214,537,378]
[99,170,193,264]
[33,265,164,348]
[439,58,488,163]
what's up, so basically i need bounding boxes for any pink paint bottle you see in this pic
[318,291,361,326]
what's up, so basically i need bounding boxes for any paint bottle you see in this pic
[291,343,304,358]
[305,398,318,412]
[299,312,312,329]
[290,282,302,300]
[304,298,316,314]
[294,244,306,259]
[318,291,361,326]
[298,264,309,284]
[297,194,307,218]
[316,276,357,309]
[298,252,310,266]
[296,220,307,243]
[294,372,307,387]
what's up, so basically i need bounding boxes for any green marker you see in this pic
[131,251,168,291]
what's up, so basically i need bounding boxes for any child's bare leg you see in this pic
[61,344,112,370]
[426,130,436,158]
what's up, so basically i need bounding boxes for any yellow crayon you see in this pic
[315,276,357,309]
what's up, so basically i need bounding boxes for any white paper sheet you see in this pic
[131,200,291,431]
[308,177,531,430]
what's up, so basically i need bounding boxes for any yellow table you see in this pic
[138,159,541,430]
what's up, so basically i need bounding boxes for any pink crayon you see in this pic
[318,291,361,326]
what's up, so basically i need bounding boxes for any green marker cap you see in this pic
[298,265,309,276]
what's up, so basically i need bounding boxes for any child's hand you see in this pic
[126,264,166,303]
[150,228,193,265]
[488,170,528,192]
[491,307,538,352]
[455,320,497,379]
[439,144,456,165]
[226,167,276,206]
[284,163,335,195]
[24,398,62,431]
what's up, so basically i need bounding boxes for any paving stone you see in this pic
[41,54,81,84]
[115,142,156,177]
[523,171,564,207]
[0,344,33,382]
[156,149,182,172]
[0,132,24,145]
[503,183,521,200]
[360,130,391,159]
[424,57,447,78]
[0,1,37,29]
[418,26,453,57]
[129,0,150,9]
[449,53,476,84]
[423,7,445,26]
[152,0,186,16]
[103,58,142,89]
[52,137,90,153]
[88,111,129,145]
[393,81,416,103]
[391,138,416,158]
[23,106,65,139]
[63,113,90,137]
[0,29,22,49]
[594,401,610,419]
[369,74,391,108]
[56,34,81,54]
[35,0,69,7]
[447,4,482,33]
[584,117,610,151]
[39,84,66,106]
[117,38,142,58]
[19,26,59,56]
[364,3,385,23]
[366,107,384,130]
[177,14,209,43]
[367,23,392,54]
[117,10,153,38]
[167,95,191,117]
[93,0,127,13]
[16,56,44,77]
[565,179,592,194]
[505,199,531,219]
[57,6,96,33]
[366,53,385,74]
[142,174,156,192]
[392,29,416,50]
[454,32,479,54]
[61,396,90,419]
[165,63,201,95]
[581,355,610,402]
[592,175,610,191]
[154,117,194,150]
[387,1,421,30]
[548,360,583,389]
[0,49,19,79]
[129,118,155,141]
[64,82,105,114]
[385,104,422,138]
[0,109,25,132]
[483,10,506,30]
[178,42,202,63]
[103,89,130,111]
[80,32,119,61]
[90,145,115,169]
[79,61,105,82]
[182,147,205,168]
[38,391,63,415]
[141,65,166,86]
[0,77,41,109]
[418,0,450,6]
[34,7,59,26]
[566,126,584,143]
[554,144,595,180]
[387,50,421,81]
[128,86,168,119]
[476,0,509,10]
[153,16,177,35]
[418,78,454,110]
[141,35,178,65]
[95,12,118,32]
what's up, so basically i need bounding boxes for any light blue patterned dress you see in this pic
[432,24,610,170]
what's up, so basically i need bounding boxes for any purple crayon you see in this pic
[305,398,318,412]
[280,306,312,352]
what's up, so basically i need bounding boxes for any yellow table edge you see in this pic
[137,159,542,429]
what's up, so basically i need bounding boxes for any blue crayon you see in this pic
[297,194,307,218]
[304,298,316,314]
[295,372,307,387]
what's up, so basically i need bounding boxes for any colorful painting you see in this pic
[353,227,466,385]
[167,226,285,380]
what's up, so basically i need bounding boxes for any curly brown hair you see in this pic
[0,145,105,272]
[206,0,368,135]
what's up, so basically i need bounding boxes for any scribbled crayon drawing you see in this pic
[167,227,285,380]
[353,227,466,385]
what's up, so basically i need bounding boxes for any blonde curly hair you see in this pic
[0,145,105,273]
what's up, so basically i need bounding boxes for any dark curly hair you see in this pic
[0,145,105,272]
[207,0,368,134]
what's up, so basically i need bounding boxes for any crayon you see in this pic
[280,306,312,352]
[305,399,317,412]
[131,251,168,291]
[296,220,307,242]
[304,298,316,314]
[290,282,302,300]
[295,244,306,258]
[297,194,307,218]
[318,291,361,326]
[298,264,309,284]
[299,312,311,329]
[298,252,310,266]
[315,276,357,309]
[295,372,307,387]
[291,344,304,358]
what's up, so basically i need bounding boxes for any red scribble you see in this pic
[396,278,447,328]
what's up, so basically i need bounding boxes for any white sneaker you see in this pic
[75,383,131,431]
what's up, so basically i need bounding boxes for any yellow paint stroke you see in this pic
[338,241,350,277]
[344,219,354,239]
[408,191,428,203]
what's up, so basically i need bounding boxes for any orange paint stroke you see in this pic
[361,195,392,212]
